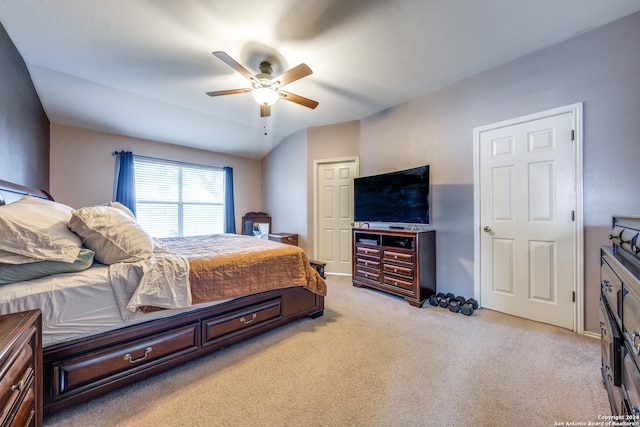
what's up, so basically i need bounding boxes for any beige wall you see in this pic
[50,124,262,232]
[306,121,360,258]
[359,12,640,333]
[261,120,360,257]
[261,129,308,249]
[360,91,477,302]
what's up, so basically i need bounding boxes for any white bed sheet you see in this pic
[0,265,229,347]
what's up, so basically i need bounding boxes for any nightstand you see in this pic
[0,310,42,427]
[309,260,326,279]
[268,233,298,246]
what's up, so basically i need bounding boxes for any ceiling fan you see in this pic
[206,51,319,117]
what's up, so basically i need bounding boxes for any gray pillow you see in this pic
[0,248,95,284]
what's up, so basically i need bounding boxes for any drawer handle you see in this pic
[240,313,257,324]
[11,379,26,392]
[633,331,640,355]
[599,320,607,335]
[124,346,152,364]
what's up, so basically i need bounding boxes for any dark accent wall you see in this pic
[0,22,49,190]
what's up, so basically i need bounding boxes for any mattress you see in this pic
[0,265,229,347]
[0,234,326,348]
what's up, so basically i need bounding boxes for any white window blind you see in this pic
[134,156,225,237]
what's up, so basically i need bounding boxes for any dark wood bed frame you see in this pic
[0,179,324,415]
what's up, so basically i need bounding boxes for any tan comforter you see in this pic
[160,234,327,304]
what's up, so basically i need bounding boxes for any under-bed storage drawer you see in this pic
[51,322,199,398]
[202,299,282,347]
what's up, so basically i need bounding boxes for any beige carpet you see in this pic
[44,275,609,427]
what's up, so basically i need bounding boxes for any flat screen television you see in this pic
[354,165,430,225]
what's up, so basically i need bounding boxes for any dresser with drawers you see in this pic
[352,228,436,307]
[0,310,42,427]
[601,216,640,416]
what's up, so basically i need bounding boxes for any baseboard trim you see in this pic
[583,330,600,340]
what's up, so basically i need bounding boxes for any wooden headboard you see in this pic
[0,179,53,205]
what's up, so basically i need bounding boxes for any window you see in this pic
[133,157,225,237]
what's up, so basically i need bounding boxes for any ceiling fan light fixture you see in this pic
[252,87,279,106]
[208,52,316,116]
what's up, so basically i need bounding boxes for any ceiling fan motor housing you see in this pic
[258,61,273,75]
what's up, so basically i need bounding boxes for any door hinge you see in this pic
[572,291,576,302]
[571,129,575,141]
[571,210,575,221]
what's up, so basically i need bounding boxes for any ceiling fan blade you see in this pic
[206,88,252,97]
[212,51,256,82]
[274,63,313,87]
[278,91,319,109]
[260,104,271,117]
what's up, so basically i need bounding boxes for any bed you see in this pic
[0,179,326,415]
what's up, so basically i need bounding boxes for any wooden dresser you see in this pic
[0,310,42,427]
[352,228,436,307]
[601,216,640,415]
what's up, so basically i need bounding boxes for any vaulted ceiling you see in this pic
[1,1,639,159]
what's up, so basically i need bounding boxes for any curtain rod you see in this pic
[113,151,229,170]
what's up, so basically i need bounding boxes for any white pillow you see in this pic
[103,201,135,218]
[0,196,82,263]
[0,249,41,265]
[69,206,153,265]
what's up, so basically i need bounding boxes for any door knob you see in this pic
[483,226,491,232]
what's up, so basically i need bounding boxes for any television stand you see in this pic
[352,228,436,307]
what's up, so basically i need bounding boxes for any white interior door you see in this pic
[476,106,582,330]
[316,159,357,275]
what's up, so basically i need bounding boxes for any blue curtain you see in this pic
[224,167,236,233]
[114,151,137,216]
